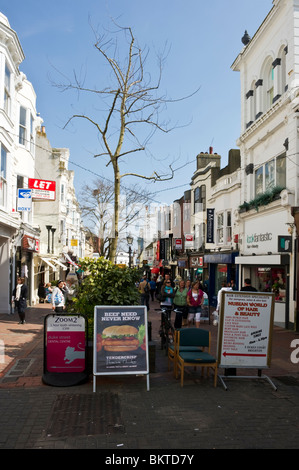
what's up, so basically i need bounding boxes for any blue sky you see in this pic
[1,0,273,206]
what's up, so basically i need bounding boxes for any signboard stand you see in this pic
[93,306,149,393]
[43,314,89,387]
[217,291,277,391]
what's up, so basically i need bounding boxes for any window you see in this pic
[265,159,275,191]
[255,154,286,196]
[217,212,224,244]
[194,185,206,213]
[60,184,65,203]
[4,64,11,115]
[266,65,274,110]
[226,211,232,242]
[0,145,7,207]
[255,166,264,195]
[19,106,27,145]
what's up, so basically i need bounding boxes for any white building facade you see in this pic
[232,0,299,328]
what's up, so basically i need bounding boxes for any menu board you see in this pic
[217,292,274,369]
[93,306,149,376]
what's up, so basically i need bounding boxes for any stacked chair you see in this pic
[168,328,218,387]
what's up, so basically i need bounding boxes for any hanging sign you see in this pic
[93,306,149,391]
[217,291,275,369]
[17,189,32,212]
[43,314,88,386]
[28,178,56,201]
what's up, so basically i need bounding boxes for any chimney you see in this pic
[209,146,213,154]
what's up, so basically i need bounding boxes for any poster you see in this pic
[94,306,148,376]
[217,291,274,369]
[45,315,86,373]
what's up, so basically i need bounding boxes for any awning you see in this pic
[51,258,67,271]
[41,257,57,270]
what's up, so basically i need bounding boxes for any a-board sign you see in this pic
[43,314,88,387]
[93,306,149,378]
[217,291,275,369]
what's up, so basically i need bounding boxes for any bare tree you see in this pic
[58,23,199,262]
[80,177,153,259]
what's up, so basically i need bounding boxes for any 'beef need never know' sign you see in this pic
[217,291,275,369]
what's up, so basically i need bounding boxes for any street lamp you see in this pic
[126,235,133,268]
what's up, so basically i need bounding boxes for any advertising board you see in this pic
[217,291,274,369]
[43,314,88,386]
[93,306,149,391]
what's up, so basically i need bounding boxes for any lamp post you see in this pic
[46,225,52,253]
[126,235,133,268]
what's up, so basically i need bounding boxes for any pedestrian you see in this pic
[240,278,257,292]
[215,282,233,320]
[149,278,156,301]
[230,279,238,290]
[139,275,150,311]
[159,279,175,319]
[51,280,68,313]
[12,277,28,324]
[45,283,53,303]
[38,282,46,303]
[156,274,164,298]
[187,280,204,328]
[173,280,188,328]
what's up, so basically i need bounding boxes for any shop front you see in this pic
[236,209,293,328]
[204,252,239,307]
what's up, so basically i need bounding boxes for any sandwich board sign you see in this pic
[93,305,149,392]
[217,291,276,390]
[43,314,88,387]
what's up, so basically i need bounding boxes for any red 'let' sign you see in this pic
[28,178,56,200]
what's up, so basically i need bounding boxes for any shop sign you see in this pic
[28,178,56,201]
[17,189,32,212]
[217,291,274,369]
[175,238,183,250]
[22,235,39,252]
[206,208,215,243]
[189,256,203,268]
[277,235,292,253]
[244,211,288,255]
[185,234,194,249]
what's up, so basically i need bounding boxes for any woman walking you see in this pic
[51,280,68,313]
[173,280,188,328]
[187,281,204,328]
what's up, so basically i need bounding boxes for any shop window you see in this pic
[254,266,286,302]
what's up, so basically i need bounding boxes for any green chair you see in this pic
[168,328,203,376]
[176,329,218,387]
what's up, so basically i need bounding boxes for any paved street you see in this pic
[0,301,299,450]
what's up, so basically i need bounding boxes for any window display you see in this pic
[251,266,286,302]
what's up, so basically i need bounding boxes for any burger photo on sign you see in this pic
[98,325,143,352]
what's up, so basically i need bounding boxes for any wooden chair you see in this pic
[176,329,218,387]
[168,328,203,376]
